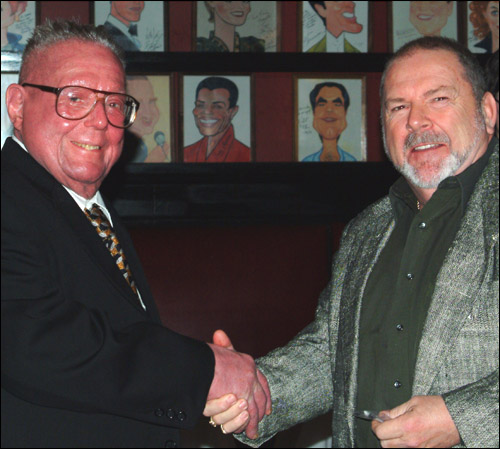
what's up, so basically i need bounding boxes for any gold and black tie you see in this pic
[84,203,138,297]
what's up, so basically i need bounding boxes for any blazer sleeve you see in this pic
[443,368,499,448]
[1,182,215,429]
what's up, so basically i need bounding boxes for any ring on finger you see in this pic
[221,424,228,434]
[209,417,217,427]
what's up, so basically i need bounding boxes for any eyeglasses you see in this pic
[21,83,140,129]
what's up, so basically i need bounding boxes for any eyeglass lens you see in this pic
[57,86,137,128]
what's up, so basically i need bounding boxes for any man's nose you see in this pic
[84,97,108,129]
[406,103,431,133]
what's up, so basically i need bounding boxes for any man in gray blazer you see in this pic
[206,36,499,448]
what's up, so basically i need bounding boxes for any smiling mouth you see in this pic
[199,119,218,125]
[412,143,444,151]
[417,14,434,21]
[231,11,244,17]
[72,141,101,151]
[322,118,338,122]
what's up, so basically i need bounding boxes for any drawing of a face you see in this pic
[409,1,453,36]
[312,86,347,141]
[127,77,160,138]
[484,1,499,43]
[193,88,238,137]
[111,1,145,26]
[208,1,251,27]
[314,1,363,38]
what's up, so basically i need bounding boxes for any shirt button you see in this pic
[396,324,404,331]
[394,380,402,388]
[406,273,414,280]
[418,222,427,229]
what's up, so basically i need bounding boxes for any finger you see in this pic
[257,368,272,415]
[203,394,237,417]
[244,398,260,439]
[217,410,250,434]
[210,399,248,426]
[213,329,234,350]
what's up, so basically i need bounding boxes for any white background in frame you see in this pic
[183,75,252,149]
[297,77,365,162]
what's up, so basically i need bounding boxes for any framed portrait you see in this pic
[1,1,37,60]
[123,74,173,163]
[1,72,18,147]
[181,74,253,163]
[300,1,370,53]
[194,1,280,52]
[390,1,459,52]
[466,1,499,54]
[93,1,167,52]
[294,75,366,162]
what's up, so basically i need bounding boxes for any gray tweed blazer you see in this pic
[238,140,499,448]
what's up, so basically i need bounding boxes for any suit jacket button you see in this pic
[177,411,186,421]
[155,408,165,417]
[164,440,177,448]
[167,408,176,419]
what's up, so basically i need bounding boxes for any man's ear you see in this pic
[230,105,239,120]
[481,91,497,136]
[6,84,25,135]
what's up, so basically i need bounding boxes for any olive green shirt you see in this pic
[355,143,494,448]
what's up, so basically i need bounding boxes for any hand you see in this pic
[207,330,271,439]
[204,393,250,434]
[371,395,460,448]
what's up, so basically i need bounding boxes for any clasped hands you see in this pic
[205,330,270,439]
[205,331,461,446]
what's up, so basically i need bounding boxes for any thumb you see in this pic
[213,329,234,350]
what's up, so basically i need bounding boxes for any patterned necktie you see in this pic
[84,203,138,297]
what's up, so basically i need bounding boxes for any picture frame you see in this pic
[294,74,366,162]
[1,72,18,147]
[389,1,459,52]
[123,74,174,163]
[92,1,168,52]
[299,1,370,53]
[194,1,280,52]
[1,1,37,71]
[466,1,499,54]
[180,74,254,162]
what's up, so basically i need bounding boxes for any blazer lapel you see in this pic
[413,150,499,395]
[337,202,395,440]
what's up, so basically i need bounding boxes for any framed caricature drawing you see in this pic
[194,1,280,52]
[300,1,370,53]
[181,74,253,162]
[93,1,167,52]
[294,75,366,162]
[390,1,459,52]
[123,74,173,163]
[466,1,499,53]
[1,1,36,55]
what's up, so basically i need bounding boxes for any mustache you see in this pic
[404,131,450,152]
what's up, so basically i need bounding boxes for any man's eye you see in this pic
[434,96,448,102]
[391,105,405,112]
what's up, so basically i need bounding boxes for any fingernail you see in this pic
[238,399,247,409]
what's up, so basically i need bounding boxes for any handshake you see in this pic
[204,330,271,440]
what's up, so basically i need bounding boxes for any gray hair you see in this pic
[19,19,125,83]
[380,36,487,114]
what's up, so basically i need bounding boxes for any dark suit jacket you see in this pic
[103,21,140,51]
[1,138,215,448]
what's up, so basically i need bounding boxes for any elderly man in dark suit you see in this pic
[208,36,499,448]
[1,20,270,448]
